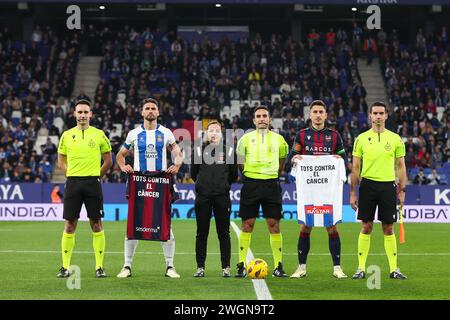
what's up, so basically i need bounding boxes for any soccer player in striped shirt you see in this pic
[287,100,348,279]
[116,98,184,278]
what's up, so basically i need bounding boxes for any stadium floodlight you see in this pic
[352,7,357,12]
[99,5,105,10]
[18,2,29,10]
[215,4,222,8]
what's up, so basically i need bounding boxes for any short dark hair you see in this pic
[309,100,327,111]
[369,101,389,113]
[141,98,159,109]
[74,99,91,108]
[253,105,270,117]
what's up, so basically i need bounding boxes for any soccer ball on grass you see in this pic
[246,258,269,279]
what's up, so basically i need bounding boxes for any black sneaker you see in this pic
[95,268,107,278]
[235,262,247,278]
[57,267,70,278]
[272,262,288,277]
[390,269,407,280]
[194,267,205,278]
[352,269,366,279]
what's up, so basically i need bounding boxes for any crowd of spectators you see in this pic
[378,25,450,183]
[1,23,448,184]
[90,25,371,183]
[0,26,81,183]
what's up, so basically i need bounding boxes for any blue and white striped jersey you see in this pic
[123,124,176,172]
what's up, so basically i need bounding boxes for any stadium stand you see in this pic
[1,24,448,184]
[0,26,81,183]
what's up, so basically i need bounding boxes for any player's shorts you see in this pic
[63,176,104,221]
[357,178,397,224]
[239,177,283,220]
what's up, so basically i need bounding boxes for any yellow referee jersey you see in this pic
[237,129,288,179]
[352,128,405,182]
[58,126,112,177]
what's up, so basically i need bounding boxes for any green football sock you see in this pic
[358,233,371,271]
[269,233,283,268]
[238,232,252,265]
[93,230,105,270]
[61,232,75,269]
[384,234,398,273]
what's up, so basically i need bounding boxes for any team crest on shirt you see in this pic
[384,142,392,151]
[88,139,96,148]
[146,144,158,158]
[325,135,331,142]
[307,136,311,140]
[270,145,277,153]
[157,135,163,143]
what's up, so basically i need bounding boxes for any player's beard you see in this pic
[145,114,157,122]
[313,119,324,128]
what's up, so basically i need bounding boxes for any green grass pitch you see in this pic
[0,220,449,300]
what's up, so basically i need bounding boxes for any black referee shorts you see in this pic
[239,177,283,220]
[357,178,397,224]
[63,176,104,221]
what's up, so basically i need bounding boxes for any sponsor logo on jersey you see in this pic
[135,226,160,233]
[146,143,158,158]
[305,145,331,153]
[304,205,333,215]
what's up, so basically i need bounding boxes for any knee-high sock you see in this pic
[328,232,341,266]
[238,231,252,264]
[62,232,75,269]
[358,233,371,271]
[384,234,398,273]
[124,238,138,268]
[270,233,283,268]
[92,230,105,270]
[92,230,105,269]
[161,229,175,267]
[298,232,310,265]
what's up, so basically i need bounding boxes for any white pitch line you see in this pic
[0,250,449,256]
[230,221,273,301]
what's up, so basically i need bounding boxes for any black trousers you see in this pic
[195,193,231,269]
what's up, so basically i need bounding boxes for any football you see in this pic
[246,259,269,279]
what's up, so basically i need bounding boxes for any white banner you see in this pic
[402,205,450,223]
[0,203,88,221]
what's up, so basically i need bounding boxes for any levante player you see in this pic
[287,100,348,279]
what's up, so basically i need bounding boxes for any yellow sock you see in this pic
[358,233,371,271]
[238,232,252,265]
[93,230,105,270]
[269,233,283,268]
[384,234,398,273]
[61,232,75,269]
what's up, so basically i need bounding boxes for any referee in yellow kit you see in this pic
[350,101,407,280]
[56,100,112,278]
[235,105,289,278]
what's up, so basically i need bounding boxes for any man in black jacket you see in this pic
[191,120,238,278]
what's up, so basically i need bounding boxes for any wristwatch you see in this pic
[400,188,406,193]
